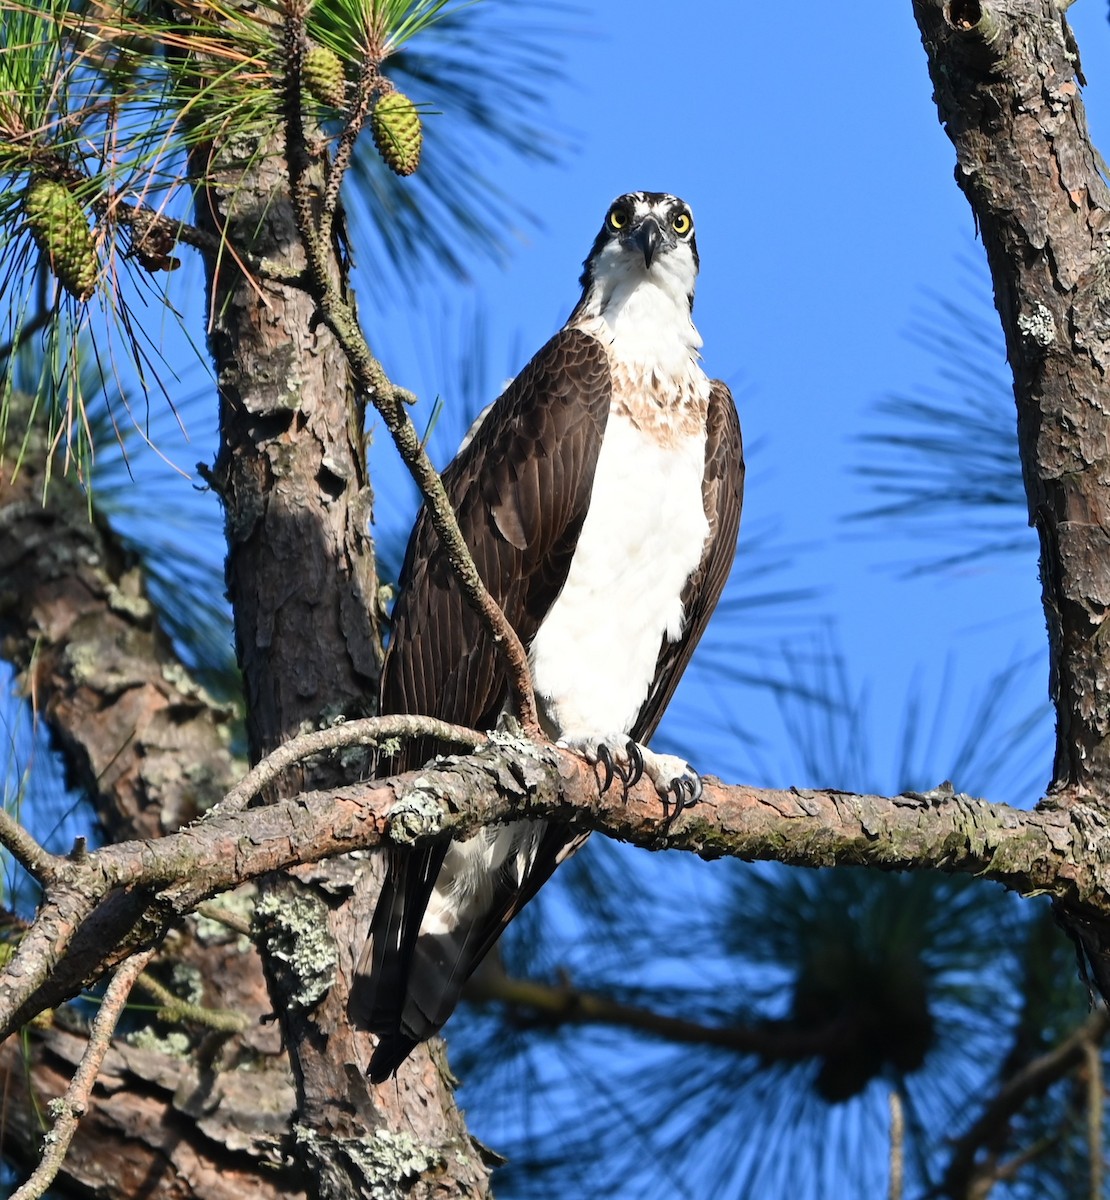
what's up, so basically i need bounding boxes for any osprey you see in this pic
[358,191,744,1081]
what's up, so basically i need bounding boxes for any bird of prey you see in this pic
[357,191,744,1081]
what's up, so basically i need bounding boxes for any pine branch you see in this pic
[464,968,858,1060]
[939,1006,1110,1199]
[279,3,539,736]
[3,747,1109,1045]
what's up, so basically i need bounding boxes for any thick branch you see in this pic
[3,744,1108,1040]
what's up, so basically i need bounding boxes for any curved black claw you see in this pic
[674,775,700,811]
[596,742,615,793]
[623,740,645,788]
[661,774,701,830]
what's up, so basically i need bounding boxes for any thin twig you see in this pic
[1084,1036,1103,1200]
[0,809,61,884]
[278,10,539,735]
[111,200,305,285]
[942,1005,1110,1198]
[282,4,329,289]
[371,388,540,733]
[133,970,249,1034]
[11,946,156,1200]
[320,54,384,234]
[43,152,303,286]
[213,713,487,815]
[195,901,253,937]
[889,1091,904,1200]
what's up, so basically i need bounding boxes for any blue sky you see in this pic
[58,0,1084,804]
[360,1,1110,805]
[6,3,1110,1196]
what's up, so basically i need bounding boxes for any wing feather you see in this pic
[356,329,611,1069]
[359,363,742,1080]
[632,379,744,741]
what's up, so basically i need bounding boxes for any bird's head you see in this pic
[578,191,700,315]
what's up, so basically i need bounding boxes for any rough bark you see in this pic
[0,1024,300,1198]
[912,0,1110,1001]
[189,56,491,1195]
[0,416,291,1196]
[0,411,241,841]
[913,0,1110,798]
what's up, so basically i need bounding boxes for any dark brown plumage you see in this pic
[354,192,744,1082]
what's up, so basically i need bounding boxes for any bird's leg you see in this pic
[559,735,700,812]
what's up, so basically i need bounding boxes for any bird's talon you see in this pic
[624,740,644,788]
[596,743,615,793]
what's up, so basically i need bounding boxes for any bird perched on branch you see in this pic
[356,191,744,1081]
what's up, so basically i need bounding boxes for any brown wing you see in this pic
[356,328,611,1073]
[420,382,742,1028]
[631,379,744,742]
[381,326,611,761]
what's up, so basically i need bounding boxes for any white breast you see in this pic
[528,412,709,740]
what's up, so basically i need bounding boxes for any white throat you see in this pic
[574,245,703,379]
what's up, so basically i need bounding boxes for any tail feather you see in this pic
[367,1032,420,1084]
[352,842,446,1032]
[356,819,587,1079]
[366,923,488,1082]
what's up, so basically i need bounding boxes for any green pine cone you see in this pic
[303,46,346,109]
[24,178,98,302]
[370,91,422,177]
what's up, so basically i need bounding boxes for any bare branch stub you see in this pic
[0,808,62,884]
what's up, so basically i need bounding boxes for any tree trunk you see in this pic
[913,0,1110,796]
[0,402,295,1194]
[190,81,492,1198]
[912,0,1110,996]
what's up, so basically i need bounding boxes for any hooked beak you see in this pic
[633,217,662,268]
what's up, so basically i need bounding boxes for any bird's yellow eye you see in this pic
[607,207,628,232]
[672,212,692,236]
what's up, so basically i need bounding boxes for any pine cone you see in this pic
[303,46,346,109]
[24,178,98,302]
[370,91,422,177]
